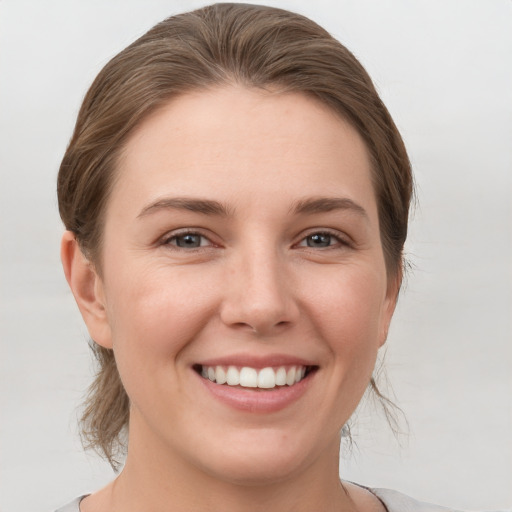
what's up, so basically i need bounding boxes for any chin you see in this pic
[204,455,305,487]
[194,429,321,486]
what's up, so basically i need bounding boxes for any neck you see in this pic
[102,416,355,512]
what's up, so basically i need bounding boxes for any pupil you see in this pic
[308,233,331,247]
[177,234,200,248]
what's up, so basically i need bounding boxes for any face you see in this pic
[84,86,398,483]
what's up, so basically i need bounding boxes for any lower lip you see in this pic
[195,371,315,413]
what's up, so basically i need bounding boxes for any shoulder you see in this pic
[345,481,471,512]
[53,495,88,512]
[344,481,388,511]
[370,488,510,512]
[369,487,466,512]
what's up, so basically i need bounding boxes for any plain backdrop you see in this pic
[0,1,511,511]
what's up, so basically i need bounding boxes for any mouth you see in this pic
[193,364,318,390]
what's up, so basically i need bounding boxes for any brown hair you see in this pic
[58,2,413,469]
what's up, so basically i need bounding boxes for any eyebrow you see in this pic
[138,197,231,218]
[137,195,368,220]
[291,196,369,219]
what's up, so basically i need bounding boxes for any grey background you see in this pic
[0,1,511,510]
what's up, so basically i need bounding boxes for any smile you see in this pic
[195,365,315,389]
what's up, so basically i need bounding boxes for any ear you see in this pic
[61,231,113,349]
[378,266,402,348]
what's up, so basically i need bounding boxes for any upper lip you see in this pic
[195,354,318,369]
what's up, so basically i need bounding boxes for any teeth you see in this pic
[258,367,275,389]
[286,367,296,386]
[200,365,310,389]
[226,366,240,386]
[239,367,258,387]
[216,366,227,385]
[275,367,287,386]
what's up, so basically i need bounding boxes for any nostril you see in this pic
[231,322,258,332]
[231,320,290,335]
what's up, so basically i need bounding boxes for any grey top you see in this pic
[53,488,473,512]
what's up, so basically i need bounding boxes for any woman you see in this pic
[55,3,459,511]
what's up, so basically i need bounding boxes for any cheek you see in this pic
[289,266,387,429]
[304,265,387,375]
[307,264,386,337]
[103,262,219,375]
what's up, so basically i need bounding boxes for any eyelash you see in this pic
[160,229,350,251]
[295,230,350,250]
[161,230,213,250]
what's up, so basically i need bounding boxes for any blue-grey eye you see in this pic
[306,233,332,247]
[174,234,203,248]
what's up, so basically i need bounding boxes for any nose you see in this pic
[219,245,299,336]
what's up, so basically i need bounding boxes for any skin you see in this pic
[62,86,398,512]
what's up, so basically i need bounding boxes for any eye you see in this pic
[164,232,211,249]
[305,233,332,248]
[297,231,347,249]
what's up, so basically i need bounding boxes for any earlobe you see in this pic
[60,231,113,349]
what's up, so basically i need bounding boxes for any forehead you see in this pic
[112,86,376,218]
